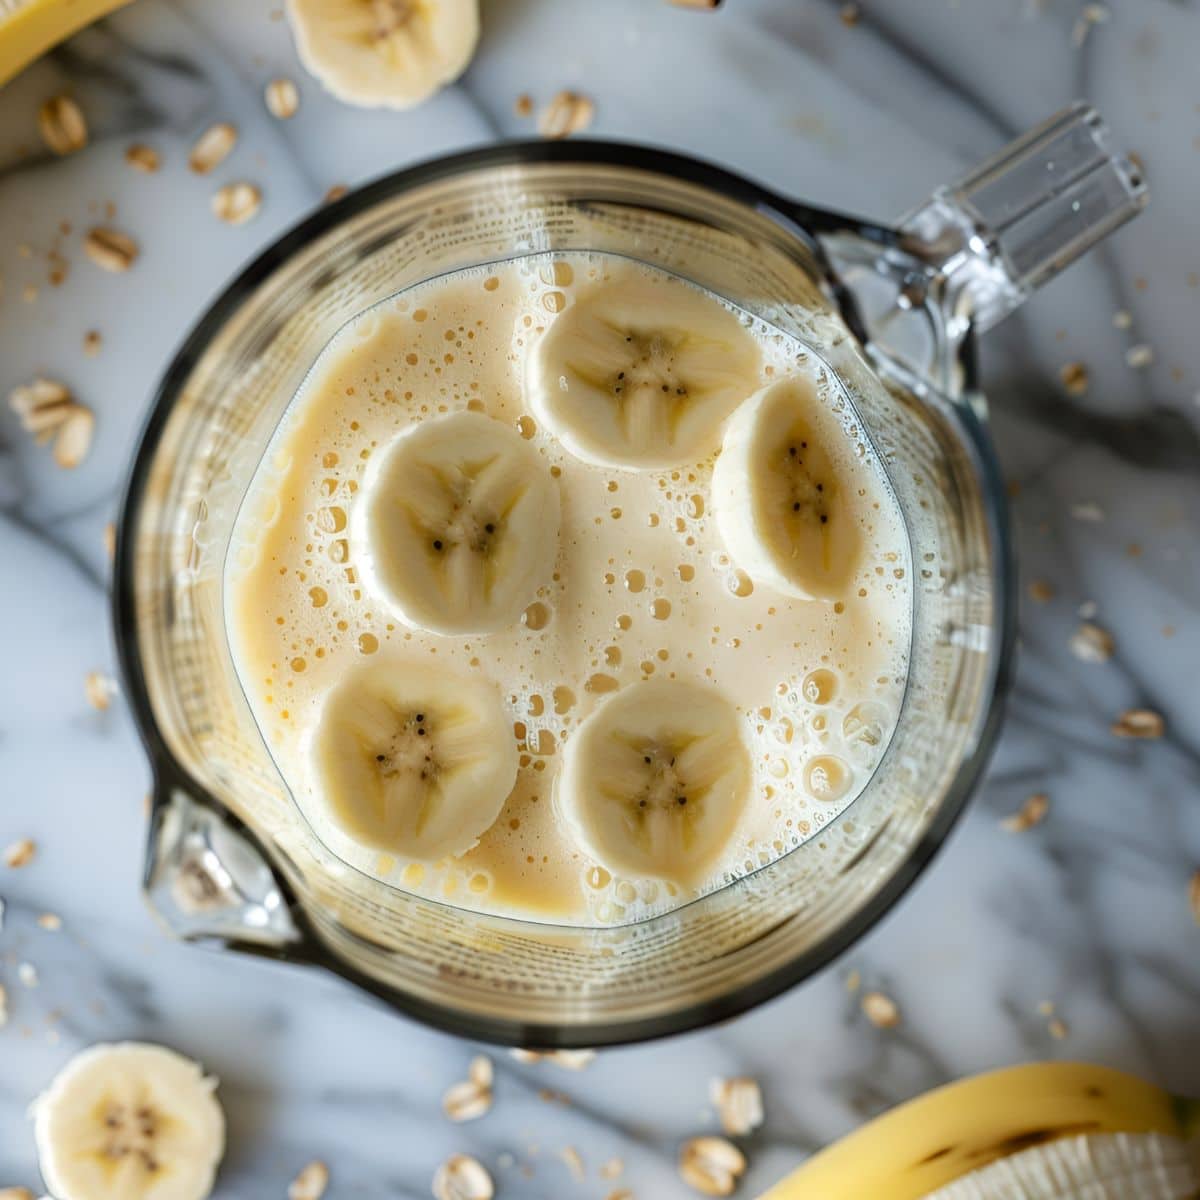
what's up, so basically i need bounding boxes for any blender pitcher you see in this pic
[113,102,1146,1047]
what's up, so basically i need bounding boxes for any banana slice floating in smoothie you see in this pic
[559,680,751,883]
[312,660,516,861]
[285,0,479,110]
[355,409,560,635]
[33,1041,225,1200]
[527,269,762,469]
[713,374,863,601]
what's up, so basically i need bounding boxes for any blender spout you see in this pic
[898,102,1148,335]
[142,778,303,951]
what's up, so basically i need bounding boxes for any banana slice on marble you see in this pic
[311,659,516,860]
[526,268,762,469]
[285,0,479,110]
[32,1041,225,1200]
[558,680,751,883]
[712,374,863,601]
[355,410,560,635]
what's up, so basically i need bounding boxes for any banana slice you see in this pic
[311,659,516,860]
[32,1042,225,1200]
[285,0,479,110]
[712,375,863,601]
[355,410,560,636]
[526,268,762,469]
[558,680,751,883]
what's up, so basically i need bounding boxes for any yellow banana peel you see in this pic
[760,1061,1200,1200]
[0,0,136,89]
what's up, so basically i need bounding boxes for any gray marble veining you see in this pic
[1,1,1198,1196]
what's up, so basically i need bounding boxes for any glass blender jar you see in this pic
[113,103,1145,1046]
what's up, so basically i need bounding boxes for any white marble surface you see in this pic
[2,0,1199,1195]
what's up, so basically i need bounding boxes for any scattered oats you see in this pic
[1070,501,1104,522]
[678,1136,746,1197]
[469,1054,493,1086]
[606,1191,634,1200]
[4,839,36,868]
[1111,708,1165,739]
[83,227,138,273]
[287,1160,329,1200]
[18,962,38,988]
[600,1158,624,1179]
[839,2,861,25]
[1125,343,1155,368]
[1058,361,1089,396]
[265,77,300,119]
[1070,622,1114,664]
[443,1076,492,1122]
[17,242,32,259]
[84,670,117,710]
[38,95,88,155]
[1112,309,1132,329]
[561,1146,585,1181]
[83,329,102,356]
[189,122,238,174]
[845,968,861,992]
[514,93,533,117]
[670,0,722,7]
[861,990,901,1028]
[538,91,595,139]
[0,983,7,1026]
[1189,869,1200,925]
[323,183,348,204]
[22,283,37,304]
[9,378,74,442]
[47,252,68,287]
[1047,1016,1069,1039]
[1027,579,1054,603]
[103,522,116,560]
[212,182,262,225]
[1077,599,1099,620]
[1037,999,1056,1016]
[0,1187,33,1200]
[549,1048,595,1069]
[1071,2,1109,47]
[53,405,95,469]
[125,143,160,173]
[432,1154,494,1200]
[710,1077,764,1136]
[1001,792,1050,833]
[510,1047,596,1069]
[36,913,61,931]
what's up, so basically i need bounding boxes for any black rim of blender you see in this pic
[112,139,1016,1048]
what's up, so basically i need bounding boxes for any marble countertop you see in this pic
[2,0,1199,1195]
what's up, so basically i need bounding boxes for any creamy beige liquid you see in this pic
[225,253,912,925]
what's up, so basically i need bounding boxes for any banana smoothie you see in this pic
[225,253,912,925]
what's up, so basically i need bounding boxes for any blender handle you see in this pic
[142,771,306,953]
[897,102,1148,334]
